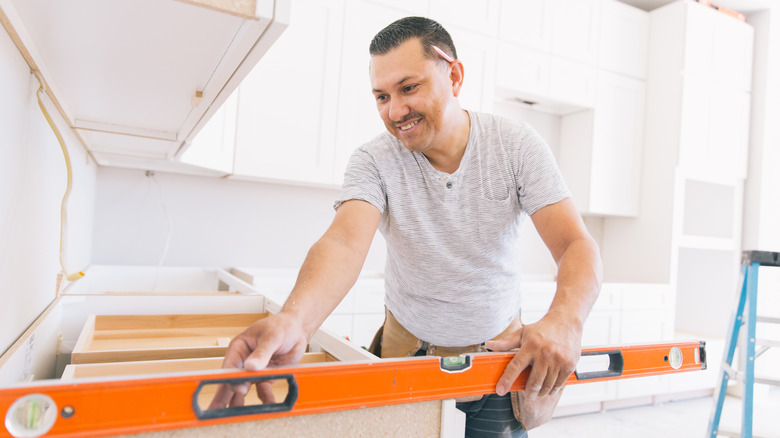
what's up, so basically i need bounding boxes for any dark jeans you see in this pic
[456,393,528,438]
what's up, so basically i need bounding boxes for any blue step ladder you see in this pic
[708,250,780,437]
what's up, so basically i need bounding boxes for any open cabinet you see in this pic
[0,0,290,175]
[0,266,463,437]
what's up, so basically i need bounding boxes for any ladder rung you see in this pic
[757,315,780,324]
[733,372,780,387]
[719,430,775,438]
[757,338,780,348]
[755,376,780,387]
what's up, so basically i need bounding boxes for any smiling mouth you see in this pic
[398,118,420,131]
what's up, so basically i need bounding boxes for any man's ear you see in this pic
[450,60,465,97]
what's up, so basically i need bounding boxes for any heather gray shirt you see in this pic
[335,111,570,346]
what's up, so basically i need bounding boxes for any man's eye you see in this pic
[403,85,418,93]
[375,95,388,102]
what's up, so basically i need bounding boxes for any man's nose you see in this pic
[388,96,410,123]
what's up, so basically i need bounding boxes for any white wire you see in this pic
[148,171,172,291]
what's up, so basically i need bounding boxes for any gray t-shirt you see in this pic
[335,111,570,346]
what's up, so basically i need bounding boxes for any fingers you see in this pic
[207,381,249,410]
[484,326,523,352]
[255,381,276,404]
[495,349,531,396]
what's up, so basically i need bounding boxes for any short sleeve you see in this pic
[334,147,387,214]
[515,128,570,215]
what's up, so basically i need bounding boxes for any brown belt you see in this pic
[367,306,561,430]
[368,306,522,359]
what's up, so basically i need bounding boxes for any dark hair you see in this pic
[369,16,457,61]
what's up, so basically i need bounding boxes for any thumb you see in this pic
[485,326,523,352]
[243,339,280,371]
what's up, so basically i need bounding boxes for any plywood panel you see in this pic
[71,313,269,364]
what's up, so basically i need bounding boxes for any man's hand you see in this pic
[207,313,308,409]
[485,310,582,398]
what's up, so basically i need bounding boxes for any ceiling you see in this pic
[619,0,774,14]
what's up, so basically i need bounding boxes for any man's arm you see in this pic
[486,197,602,397]
[209,200,381,408]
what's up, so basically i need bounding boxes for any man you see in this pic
[212,17,602,437]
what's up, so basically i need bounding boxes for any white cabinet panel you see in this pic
[548,56,598,109]
[598,0,649,79]
[233,0,343,185]
[679,78,751,180]
[364,0,429,16]
[498,0,553,52]
[179,90,238,174]
[549,0,601,65]
[496,43,550,101]
[684,1,753,91]
[429,0,500,37]
[709,89,750,180]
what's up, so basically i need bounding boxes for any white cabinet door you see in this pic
[429,0,500,37]
[679,78,751,180]
[333,1,407,186]
[598,0,649,79]
[709,88,751,180]
[365,0,429,16]
[548,56,598,109]
[560,72,645,217]
[495,42,550,102]
[549,0,601,65]
[179,90,238,174]
[498,0,553,52]
[684,1,753,91]
[232,0,343,185]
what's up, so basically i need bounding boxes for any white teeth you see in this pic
[399,120,419,131]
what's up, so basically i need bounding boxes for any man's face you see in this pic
[369,39,455,154]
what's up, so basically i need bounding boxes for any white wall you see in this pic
[0,28,96,355]
[91,167,387,272]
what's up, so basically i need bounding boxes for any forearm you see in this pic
[546,236,602,329]
[280,232,368,340]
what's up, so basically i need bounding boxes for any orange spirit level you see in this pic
[1,341,705,438]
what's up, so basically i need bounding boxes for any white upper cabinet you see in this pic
[179,90,238,175]
[684,1,753,91]
[232,0,343,186]
[429,0,500,37]
[0,0,289,171]
[559,72,646,216]
[598,0,649,79]
[667,0,754,180]
[549,0,601,65]
[498,0,553,52]
[498,0,602,66]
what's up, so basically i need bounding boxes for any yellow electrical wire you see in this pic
[34,74,84,284]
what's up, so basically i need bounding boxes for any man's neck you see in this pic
[423,109,470,174]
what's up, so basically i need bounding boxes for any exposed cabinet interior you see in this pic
[61,352,338,380]
[70,313,269,364]
[0,0,289,174]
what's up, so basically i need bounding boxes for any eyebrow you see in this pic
[372,75,421,94]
